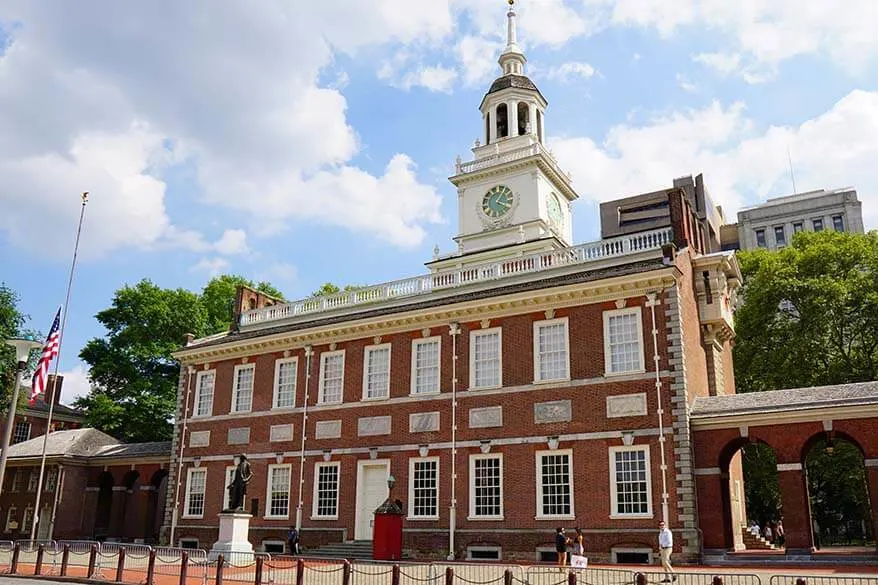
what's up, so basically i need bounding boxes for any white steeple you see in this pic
[499,0,526,76]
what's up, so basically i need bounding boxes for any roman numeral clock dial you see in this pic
[481,185,515,220]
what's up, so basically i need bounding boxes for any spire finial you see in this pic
[499,0,526,75]
[506,0,517,48]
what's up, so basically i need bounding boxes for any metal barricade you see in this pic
[14,539,58,574]
[154,546,210,585]
[528,565,637,585]
[0,541,14,573]
[351,559,443,584]
[279,556,347,585]
[770,576,878,585]
[218,551,271,585]
[639,571,761,585]
[434,561,524,585]
[57,540,99,579]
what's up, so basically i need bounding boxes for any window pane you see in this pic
[473,332,500,388]
[414,340,440,394]
[233,366,254,412]
[473,457,502,517]
[832,215,844,232]
[537,322,568,381]
[793,222,803,234]
[187,470,206,517]
[539,453,571,516]
[275,360,297,408]
[755,229,766,247]
[614,450,649,515]
[12,422,30,444]
[365,347,390,399]
[608,312,641,373]
[269,467,290,517]
[320,354,344,404]
[774,226,786,246]
[813,218,823,232]
[412,460,438,518]
[196,373,215,416]
[316,465,339,517]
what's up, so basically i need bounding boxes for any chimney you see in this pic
[46,374,64,406]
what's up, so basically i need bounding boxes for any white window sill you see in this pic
[310,515,339,521]
[191,414,213,419]
[317,400,343,407]
[469,384,502,391]
[609,513,654,520]
[535,514,575,521]
[229,409,253,415]
[181,515,204,520]
[532,377,571,385]
[271,405,297,412]
[410,390,441,397]
[264,515,290,521]
[407,516,440,521]
[361,395,390,402]
[467,516,505,521]
[603,369,646,378]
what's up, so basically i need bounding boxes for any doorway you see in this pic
[354,460,389,541]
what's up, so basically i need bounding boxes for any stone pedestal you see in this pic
[210,513,253,561]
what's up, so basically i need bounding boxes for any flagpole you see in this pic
[30,192,88,541]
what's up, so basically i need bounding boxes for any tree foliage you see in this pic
[741,443,782,526]
[76,274,282,442]
[734,230,878,394]
[311,282,363,297]
[0,283,29,408]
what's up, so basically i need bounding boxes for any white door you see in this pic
[355,462,389,541]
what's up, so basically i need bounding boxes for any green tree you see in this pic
[0,283,29,407]
[201,275,283,334]
[735,230,878,394]
[311,282,363,297]
[741,443,782,525]
[76,279,208,442]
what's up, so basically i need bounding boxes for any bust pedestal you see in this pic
[210,512,254,561]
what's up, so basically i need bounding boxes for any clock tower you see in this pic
[432,0,580,270]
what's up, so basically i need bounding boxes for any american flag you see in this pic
[30,308,62,404]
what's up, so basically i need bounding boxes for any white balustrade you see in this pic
[237,227,673,327]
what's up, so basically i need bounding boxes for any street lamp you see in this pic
[0,337,42,493]
[387,474,396,493]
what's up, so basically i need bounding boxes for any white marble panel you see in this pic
[469,406,503,429]
[534,400,571,424]
[606,393,648,418]
[269,424,294,442]
[409,412,440,433]
[227,427,250,445]
[315,420,342,439]
[358,415,392,437]
[189,430,210,447]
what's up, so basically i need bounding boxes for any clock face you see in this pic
[548,193,564,228]
[481,185,515,219]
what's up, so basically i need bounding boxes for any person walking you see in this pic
[555,527,570,569]
[658,521,676,582]
[287,525,300,555]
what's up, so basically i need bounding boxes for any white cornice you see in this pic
[175,268,678,364]
[691,403,878,430]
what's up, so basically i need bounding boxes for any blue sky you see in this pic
[1,0,877,404]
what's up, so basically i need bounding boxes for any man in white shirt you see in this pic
[658,521,676,582]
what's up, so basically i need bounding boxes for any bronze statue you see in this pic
[225,454,253,512]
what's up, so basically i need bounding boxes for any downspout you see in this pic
[48,465,64,540]
[447,323,461,560]
[169,366,194,546]
[295,345,314,532]
[646,291,670,525]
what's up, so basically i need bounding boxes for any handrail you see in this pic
[239,227,673,328]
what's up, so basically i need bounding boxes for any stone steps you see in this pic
[306,540,374,560]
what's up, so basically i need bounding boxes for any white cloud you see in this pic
[191,257,231,276]
[676,74,697,93]
[541,62,597,83]
[58,364,90,406]
[552,90,878,228]
[258,262,298,289]
[0,1,451,258]
[379,53,458,93]
[455,35,501,87]
[693,52,771,84]
[214,229,249,255]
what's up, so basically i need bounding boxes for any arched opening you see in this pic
[803,433,874,550]
[536,110,544,144]
[517,102,529,136]
[94,471,114,541]
[485,113,491,145]
[717,438,783,551]
[145,469,169,544]
[496,104,508,139]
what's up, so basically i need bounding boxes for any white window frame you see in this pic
[832,214,845,232]
[222,466,236,511]
[5,506,16,532]
[603,307,645,376]
[609,444,653,519]
[183,468,207,519]
[193,370,216,418]
[468,453,504,520]
[535,448,575,520]
[410,337,441,395]
[45,467,58,493]
[318,351,345,405]
[265,464,292,519]
[21,506,33,532]
[408,456,440,520]
[532,317,570,383]
[262,540,286,554]
[12,421,30,444]
[27,471,38,492]
[469,327,503,390]
[362,343,391,401]
[311,462,340,520]
[231,364,255,414]
[272,357,298,410]
[611,547,653,564]
[466,545,502,561]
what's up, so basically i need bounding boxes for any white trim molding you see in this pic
[532,317,571,384]
[231,363,255,414]
[317,350,346,405]
[272,357,298,410]
[407,456,440,521]
[534,448,575,520]
[603,306,646,376]
[776,463,803,472]
[469,327,503,390]
[410,337,442,396]
[609,444,653,519]
[863,459,878,468]
[362,343,392,401]
[694,467,721,476]
[468,453,504,521]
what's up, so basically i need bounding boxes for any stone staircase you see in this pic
[741,528,778,551]
[305,540,374,560]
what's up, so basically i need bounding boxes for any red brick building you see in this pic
[11,375,85,445]
[0,428,169,543]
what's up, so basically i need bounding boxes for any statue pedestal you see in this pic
[210,513,254,561]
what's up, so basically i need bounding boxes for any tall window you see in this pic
[28,471,38,492]
[12,421,31,444]
[231,364,255,413]
[536,450,573,518]
[812,218,824,232]
[363,344,391,400]
[266,465,291,518]
[533,318,569,382]
[774,226,786,247]
[318,351,345,404]
[45,467,58,493]
[194,371,215,417]
[470,329,502,389]
[411,338,440,395]
[313,463,340,518]
[610,446,652,517]
[5,507,16,531]
[755,229,766,248]
[185,468,207,518]
[832,215,844,232]
[222,466,236,511]
[793,222,804,234]
[12,471,24,493]
[22,507,34,532]
[273,358,298,409]
[470,454,503,519]
[603,308,644,375]
[409,458,439,519]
